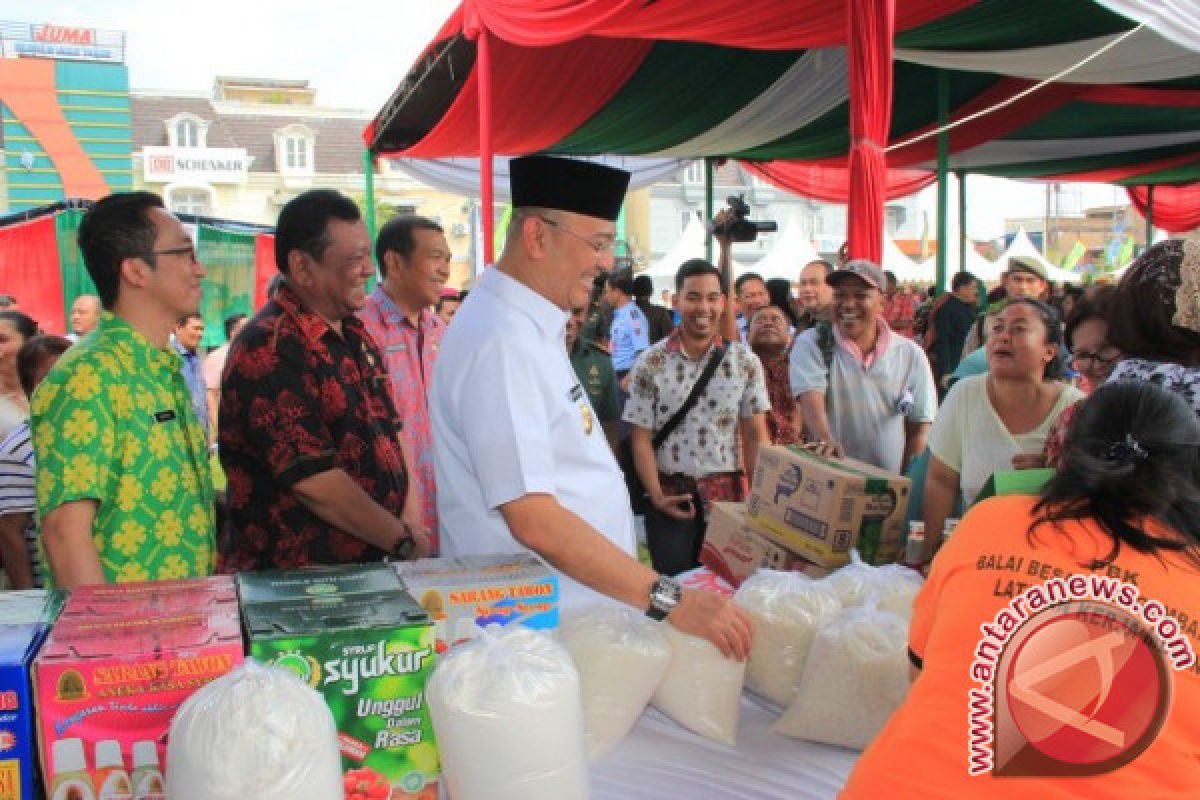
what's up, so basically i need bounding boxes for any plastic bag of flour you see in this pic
[560,606,672,760]
[651,625,746,746]
[428,625,589,800]
[773,604,910,750]
[167,661,342,800]
[823,554,922,618]
[734,570,842,707]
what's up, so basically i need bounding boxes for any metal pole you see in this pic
[956,170,966,278]
[1145,184,1155,249]
[363,149,377,247]
[704,158,715,263]
[935,71,949,293]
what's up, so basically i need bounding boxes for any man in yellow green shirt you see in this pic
[32,192,216,587]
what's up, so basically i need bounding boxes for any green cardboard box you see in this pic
[245,589,438,799]
[236,563,403,606]
[974,468,1055,505]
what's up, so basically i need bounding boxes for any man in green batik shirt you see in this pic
[567,304,621,453]
[33,192,216,587]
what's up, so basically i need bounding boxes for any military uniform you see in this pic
[570,338,621,423]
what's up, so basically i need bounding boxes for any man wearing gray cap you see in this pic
[431,155,752,660]
[789,258,937,474]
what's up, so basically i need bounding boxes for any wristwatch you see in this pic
[646,575,682,621]
[388,524,418,562]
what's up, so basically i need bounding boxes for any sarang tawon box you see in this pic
[747,445,910,567]
[34,610,242,794]
[700,502,832,587]
[393,554,558,650]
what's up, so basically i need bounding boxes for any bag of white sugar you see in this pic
[560,606,671,760]
[823,554,922,618]
[773,604,909,750]
[734,570,841,707]
[166,661,342,800]
[652,625,745,746]
[428,625,589,800]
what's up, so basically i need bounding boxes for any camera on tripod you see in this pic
[710,194,778,243]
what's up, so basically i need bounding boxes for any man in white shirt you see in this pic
[790,259,937,474]
[432,156,751,659]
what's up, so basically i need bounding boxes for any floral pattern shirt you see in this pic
[758,349,801,445]
[623,332,770,477]
[218,284,408,572]
[32,313,216,584]
[359,287,444,548]
[1107,357,1200,417]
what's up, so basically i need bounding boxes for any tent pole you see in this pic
[478,26,495,265]
[705,158,714,263]
[1145,184,1155,249]
[956,170,966,280]
[363,150,377,252]
[935,70,949,293]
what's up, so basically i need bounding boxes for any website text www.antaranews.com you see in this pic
[965,574,1196,776]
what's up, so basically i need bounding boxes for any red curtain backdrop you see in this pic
[742,160,935,203]
[845,0,895,263]
[0,215,66,332]
[253,233,276,311]
[461,0,973,49]
[1127,185,1200,234]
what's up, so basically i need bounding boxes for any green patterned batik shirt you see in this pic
[32,312,216,584]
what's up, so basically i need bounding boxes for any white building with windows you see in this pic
[130,76,477,285]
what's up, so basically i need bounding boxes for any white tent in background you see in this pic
[882,234,932,284]
[739,211,820,283]
[640,215,709,295]
[1000,227,1083,284]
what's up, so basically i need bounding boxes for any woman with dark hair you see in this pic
[1105,238,1200,413]
[844,381,1200,798]
[923,298,1084,545]
[0,334,71,588]
[764,277,800,330]
[0,310,38,438]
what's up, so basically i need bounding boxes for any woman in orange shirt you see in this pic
[843,381,1200,799]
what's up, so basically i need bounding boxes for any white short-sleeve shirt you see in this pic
[929,374,1085,505]
[431,267,637,610]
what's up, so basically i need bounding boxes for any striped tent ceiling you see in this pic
[367,0,1200,186]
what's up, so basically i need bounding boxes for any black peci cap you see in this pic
[509,155,630,221]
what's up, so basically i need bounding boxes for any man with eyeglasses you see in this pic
[32,192,217,587]
[790,259,937,474]
[432,155,753,661]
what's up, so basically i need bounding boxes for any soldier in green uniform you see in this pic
[567,304,621,453]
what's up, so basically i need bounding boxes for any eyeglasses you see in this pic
[1072,347,1120,369]
[536,216,616,254]
[145,245,198,263]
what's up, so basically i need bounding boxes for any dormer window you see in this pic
[275,124,315,175]
[167,114,208,148]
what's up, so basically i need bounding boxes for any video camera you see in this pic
[711,194,778,243]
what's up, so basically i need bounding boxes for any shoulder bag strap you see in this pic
[652,344,727,449]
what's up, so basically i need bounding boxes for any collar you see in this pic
[832,316,894,368]
[97,312,181,372]
[368,286,445,332]
[664,329,727,360]
[171,338,196,359]
[479,266,568,340]
[275,282,367,348]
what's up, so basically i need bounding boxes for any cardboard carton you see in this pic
[236,563,404,606]
[393,554,558,650]
[0,591,59,800]
[699,503,831,587]
[748,445,910,567]
[60,575,236,619]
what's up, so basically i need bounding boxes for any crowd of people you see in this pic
[0,157,1197,792]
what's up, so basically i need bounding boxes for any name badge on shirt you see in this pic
[387,343,407,353]
[154,410,176,423]
[568,384,584,402]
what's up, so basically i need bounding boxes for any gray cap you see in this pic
[827,259,886,292]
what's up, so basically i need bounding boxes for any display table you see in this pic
[592,696,858,799]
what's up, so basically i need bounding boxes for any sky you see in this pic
[7,1,1130,242]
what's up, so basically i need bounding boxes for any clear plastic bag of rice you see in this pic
[166,660,342,800]
[428,625,589,800]
[822,553,923,618]
[651,625,746,746]
[773,603,910,750]
[734,570,842,707]
[560,605,672,760]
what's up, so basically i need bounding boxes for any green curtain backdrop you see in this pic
[55,209,97,332]
[196,224,256,348]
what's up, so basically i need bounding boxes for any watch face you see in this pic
[653,577,682,607]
